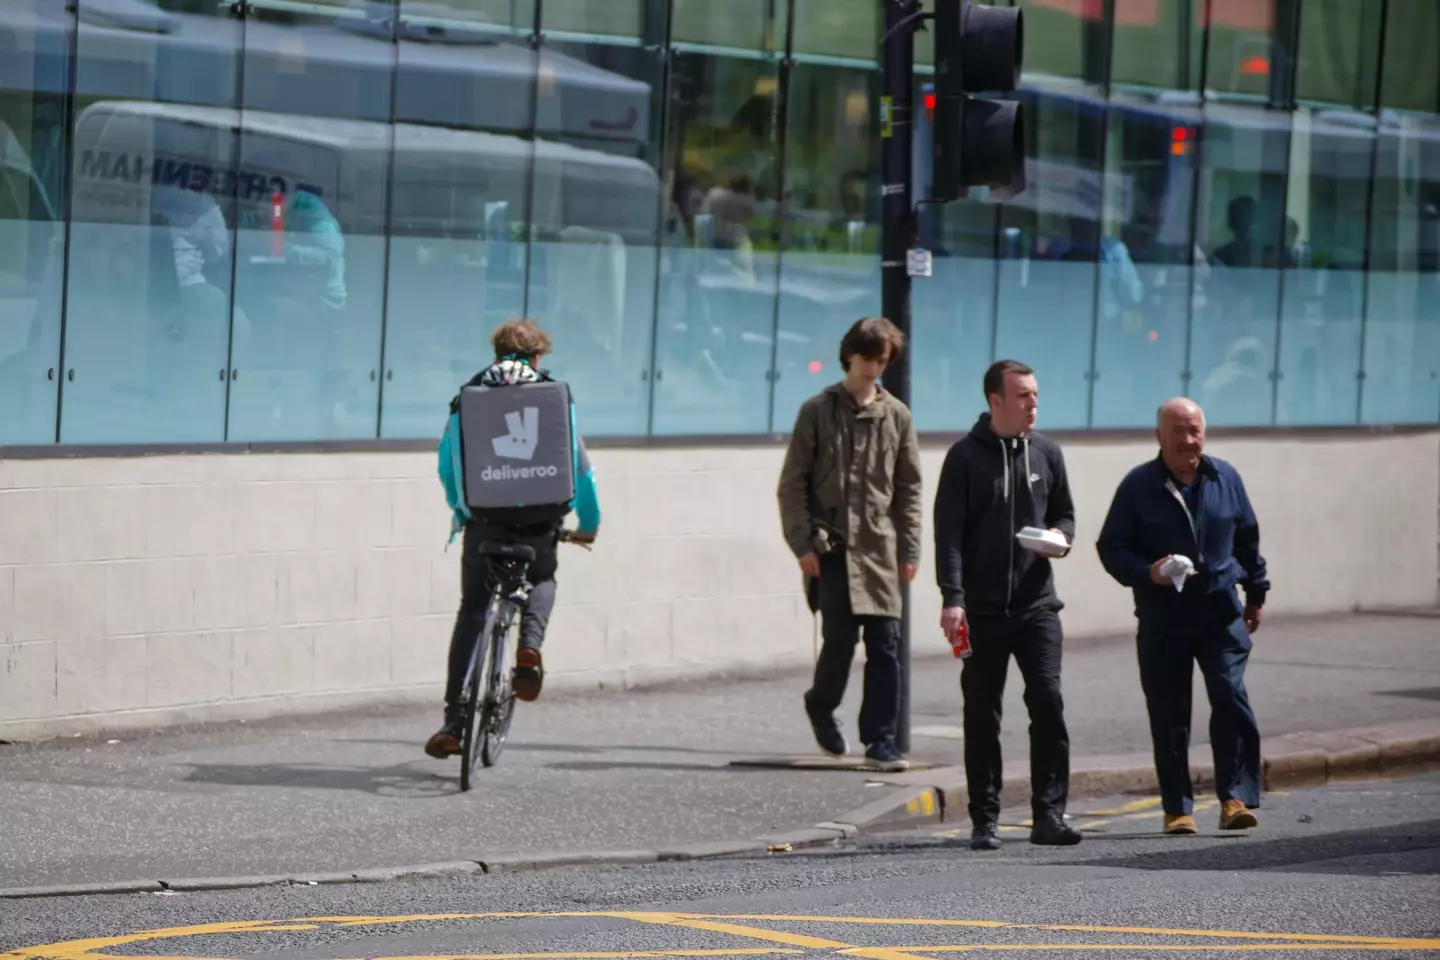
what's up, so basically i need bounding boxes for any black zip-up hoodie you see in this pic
[933,413,1077,617]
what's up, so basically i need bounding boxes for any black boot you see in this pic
[970,820,1002,851]
[1030,813,1082,846]
[804,698,848,757]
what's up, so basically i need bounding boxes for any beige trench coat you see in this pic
[777,383,924,618]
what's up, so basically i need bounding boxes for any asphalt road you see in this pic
[3,774,1438,959]
[1,614,1437,889]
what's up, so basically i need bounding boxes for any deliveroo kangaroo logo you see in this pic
[493,407,539,460]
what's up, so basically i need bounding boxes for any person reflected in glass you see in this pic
[1211,196,1261,268]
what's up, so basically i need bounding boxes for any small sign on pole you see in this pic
[906,248,933,278]
[880,95,893,139]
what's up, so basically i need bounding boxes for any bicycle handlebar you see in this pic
[558,529,595,550]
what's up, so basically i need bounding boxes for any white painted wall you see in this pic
[1,430,1436,739]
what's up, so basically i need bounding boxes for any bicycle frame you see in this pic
[456,528,588,788]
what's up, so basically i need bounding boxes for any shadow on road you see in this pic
[1377,687,1440,702]
[183,762,459,798]
[544,760,763,774]
[330,739,747,758]
[1074,819,1440,875]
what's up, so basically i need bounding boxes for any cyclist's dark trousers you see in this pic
[804,552,901,748]
[962,608,1070,825]
[1138,614,1260,816]
[443,521,558,706]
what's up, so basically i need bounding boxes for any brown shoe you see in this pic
[1164,814,1198,835]
[1220,799,1258,830]
[424,722,463,759]
[513,647,544,702]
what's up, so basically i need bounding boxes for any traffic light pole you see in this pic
[880,0,921,756]
[881,0,1022,757]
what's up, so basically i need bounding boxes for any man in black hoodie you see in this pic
[934,360,1081,849]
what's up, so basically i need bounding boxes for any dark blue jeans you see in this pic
[804,553,901,749]
[1137,615,1262,815]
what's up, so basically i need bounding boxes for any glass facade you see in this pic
[1,0,1437,446]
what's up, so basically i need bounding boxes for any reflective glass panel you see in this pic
[378,2,539,439]
[1111,0,1203,92]
[771,64,880,433]
[651,50,782,435]
[1090,92,1199,427]
[1295,0,1381,109]
[0,1,69,444]
[523,36,665,436]
[991,82,1105,429]
[61,0,243,443]
[790,0,878,60]
[226,0,393,442]
[1379,0,1440,115]
[1362,111,1440,424]
[1274,107,1371,425]
[1187,104,1288,425]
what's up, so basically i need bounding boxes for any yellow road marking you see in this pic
[612,914,856,951]
[608,913,927,960]
[905,793,938,819]
[1081,800,1219,833]
[865,945,1438,952]
[1077,798,1162,817]
[367,951,801,959]
[672,918,1008,930]
[8,911,1439,960]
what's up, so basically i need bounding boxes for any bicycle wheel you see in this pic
[458,605,499,791]
[480,604,519,767]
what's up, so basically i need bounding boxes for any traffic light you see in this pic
[931,0,1026,201]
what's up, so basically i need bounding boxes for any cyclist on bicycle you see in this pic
[425,319,601,760]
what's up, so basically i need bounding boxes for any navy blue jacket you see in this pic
[1096,454,1269,630]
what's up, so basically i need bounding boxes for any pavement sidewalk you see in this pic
[1,613,1438,894]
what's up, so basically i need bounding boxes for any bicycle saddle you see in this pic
[478,541,536,562]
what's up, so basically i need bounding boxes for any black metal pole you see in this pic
[881,0,918,756]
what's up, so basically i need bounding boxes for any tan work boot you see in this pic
[1164,813,1198,835]
[1220,799,1259,830]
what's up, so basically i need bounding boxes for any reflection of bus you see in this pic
[69,100,661,242]
[3,0,653,154]
[915,79,1440,269]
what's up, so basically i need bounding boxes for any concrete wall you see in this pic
[2,430,1437,740]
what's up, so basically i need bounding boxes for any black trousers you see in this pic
[1137,615,1261,815]
[443,521,558,706]
[961,608,1070,824]
[804,553,901,748]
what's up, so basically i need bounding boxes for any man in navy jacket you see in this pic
[1097,397,1269,835]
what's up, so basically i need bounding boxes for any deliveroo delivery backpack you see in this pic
[438,366,577,539]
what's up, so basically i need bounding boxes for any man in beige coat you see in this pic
[778,316,924,771]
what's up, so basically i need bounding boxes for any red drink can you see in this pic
[950,621,972,659]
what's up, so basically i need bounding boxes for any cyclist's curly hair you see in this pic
[491,318,553,361]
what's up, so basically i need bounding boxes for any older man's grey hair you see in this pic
[1156,397,1206,430]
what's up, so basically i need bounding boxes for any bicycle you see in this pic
[457,528,591,791]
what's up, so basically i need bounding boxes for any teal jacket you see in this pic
[437,360,601,543]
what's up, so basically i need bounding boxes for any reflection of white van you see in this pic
[69,99,661,243]
[0,117,60,372]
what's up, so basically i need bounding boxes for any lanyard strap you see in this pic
[1164,478,1204,565]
